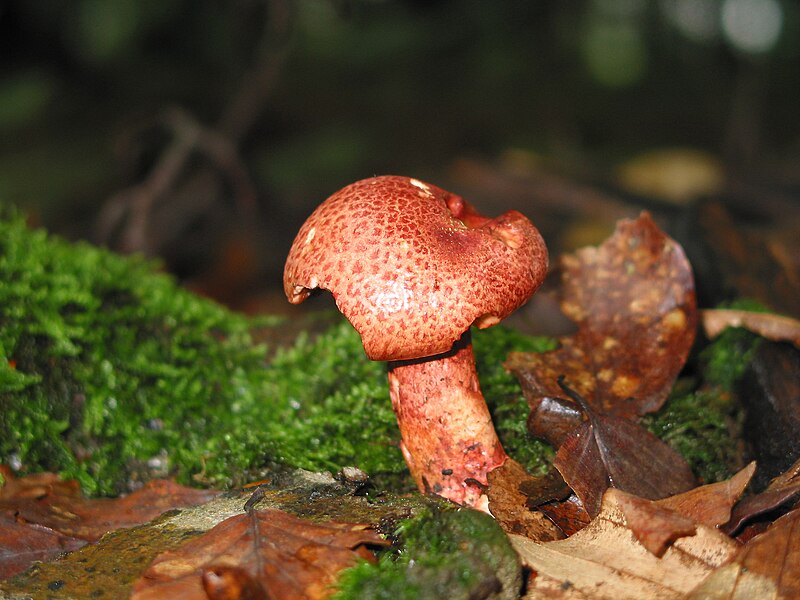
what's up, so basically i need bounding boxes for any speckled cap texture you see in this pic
[284,175,548,361]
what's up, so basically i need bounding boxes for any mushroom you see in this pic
[284,175,548,510]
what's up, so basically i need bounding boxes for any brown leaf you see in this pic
[132,508,389,600]
[701,308,800,347]
[658,462,755,529]
[725,457,800,536]
[201,565,267,600]
[486,459,564,542]
[506,212,697,444]
[537,493,592,537]
[511,488,738,599]
[688,507,800,599]
[0,468,81,501]
[553,392,696,518]
[0,476,220,542]
[524,395,583,448]
[517,467,573,508]
[613,490,697,557]
[0,512,86,579]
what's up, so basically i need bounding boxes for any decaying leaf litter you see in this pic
[3,212,800,599]
[496,213,800,598]
[506,213,700,521]
[0,469,523,599]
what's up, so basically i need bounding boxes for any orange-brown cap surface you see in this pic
[284,176,548,361]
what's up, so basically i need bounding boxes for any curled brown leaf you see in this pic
[507,212,697,423]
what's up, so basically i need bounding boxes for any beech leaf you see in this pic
[0,475,220,542]
[510,488,738,600]
[658,461,756,529]
[552,388,696,518]
[506,212,697,447]
[132,508,389,600]
[0,467,81,501]
[486,459,564,542]
[688,507,800,599]
[0,513,86,579]
[725,457,800,536]
[537,493,592,538]
[612,490,697,558]
[701,308,800,347]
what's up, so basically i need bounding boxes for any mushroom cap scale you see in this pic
[284,176,548,361]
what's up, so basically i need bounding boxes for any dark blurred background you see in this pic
[1,0,798,316]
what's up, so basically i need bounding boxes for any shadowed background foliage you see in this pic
[1,0,797,307]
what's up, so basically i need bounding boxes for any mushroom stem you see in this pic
[387,331,507,510]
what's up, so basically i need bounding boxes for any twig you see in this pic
[95,0,291,256]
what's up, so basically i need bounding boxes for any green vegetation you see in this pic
[0,212,553,496]
[334,505,521,600]
[701,320,763,392]
[0,212,761,497]
[643,383,738,484]
[643,316,762,483]
[473,327,557,474]
[0,210,279,495]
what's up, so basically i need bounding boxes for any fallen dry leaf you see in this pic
[0,475,219,542]
[201,565,267,600]
[537,493,592,538]
[0,472,218,579]
[688,507,800,599]
[0,513,86,579]
[658,461,756,528]
[692,201,800,320]
[552,382,695,518]
[487,459,564,542]
[701,308,800,347]
[507,212,697,438]
[0,468,81,501]
[613,490,697,557]
[725,457,800,536]
[516,466,573,509]
[132,508,389,600]
[614,148,724,205]
[511,488,738,599]
[524,394,583,449]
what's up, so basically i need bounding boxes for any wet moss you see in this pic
[473,326,557,475]
[701,323,762,392]
[3,210,754,499]
[643,310,762,483]
[0,212,554,497]
[643,382,739,483]
[333,506,521,600]
[0,211,280,495]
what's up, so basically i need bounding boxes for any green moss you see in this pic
[3,210,771,498]
[642,382,738,483]
[701,327,761,392]
[473,326,557,475]
[0,210,279,494]
[0,212,553,496]
[333,505,521,600]
[643,307,763,483]
[254,322,402,484]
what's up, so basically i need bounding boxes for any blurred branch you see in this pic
[95,0,292,256]
[219,0,291,143]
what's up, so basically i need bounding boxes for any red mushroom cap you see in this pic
[284,176,548,361]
